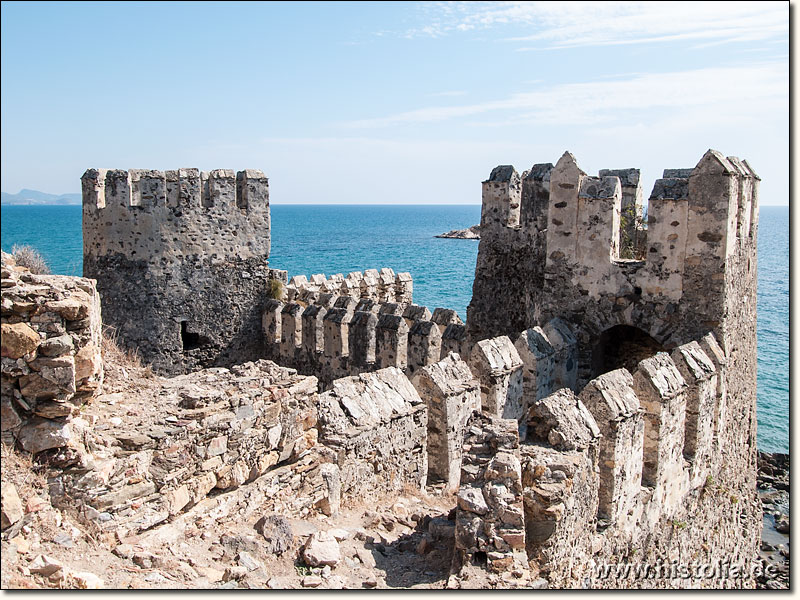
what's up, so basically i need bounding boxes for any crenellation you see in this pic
[411,352,480,492]
[632,353,688,515]
[333,295,357,314]
[469,336,524,421]
[514,327,556,411]
[206,169,237,209]
[431,307,463,334]
[641,179,689,299]
[317,293,338,308]
[355,298,380,314]
[375,313,408,369]
[322,307,352,383]
[395,272,413,304]
[575,175,621,288]
[541,318,578,391]
[670,341,717,487]
[406,320,443,377]
[521,163,553,233]
[348,310,378,370]
[361,269,380,299]
[402,303,432,329]
[698,332,727,453]
[441,322,469,361]
[481,165,521,230]
[378,302,404,316]
[302,303,327,355]
[279,303,304,363]
[545,152,585,272]
[323,308,351,358]
[263,299,284,345]
[378,267,397,302]
[578,368,643,527]
[339,277,360,299]
[663,168,693,178]
[727,156,755,244]
[285,269,412,307]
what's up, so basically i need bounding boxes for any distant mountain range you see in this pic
[1,189,81,206]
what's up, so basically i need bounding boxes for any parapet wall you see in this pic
[287,269,413,305]
[82,168,270,262]
[82,168,275,376]
[262,294,468,388]
[452,328,761,588]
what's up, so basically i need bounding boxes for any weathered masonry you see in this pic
[69,149,762,588]
[82,168,278,375]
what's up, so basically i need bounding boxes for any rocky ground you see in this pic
[435,225,480,240]
[755,451,789,589]
[0,343,465,590]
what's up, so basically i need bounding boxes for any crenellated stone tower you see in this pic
[467,149,759,387]
[82,168,278,375]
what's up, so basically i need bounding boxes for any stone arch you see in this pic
[590,324,664,379]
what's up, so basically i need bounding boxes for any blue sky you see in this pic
[0,1,789,204]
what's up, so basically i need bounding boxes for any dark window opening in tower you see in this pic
[181,321,208,351]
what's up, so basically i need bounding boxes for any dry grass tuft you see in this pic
[0,442,48,500]
[11,244,51,275]
[100,327,159,392]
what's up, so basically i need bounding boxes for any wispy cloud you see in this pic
[404,1,787,49]
[341,62,787,129]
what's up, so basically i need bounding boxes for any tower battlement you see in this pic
[468,149,759,383]
[82,168,270,262]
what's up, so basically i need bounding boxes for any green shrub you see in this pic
[267,278,284,300]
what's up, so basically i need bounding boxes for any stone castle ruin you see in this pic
[0,149,761,588]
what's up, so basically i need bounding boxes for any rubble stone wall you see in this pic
[316,367,428,500]
[1,252,103,454]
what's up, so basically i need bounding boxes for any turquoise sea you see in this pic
[0,204,789,453]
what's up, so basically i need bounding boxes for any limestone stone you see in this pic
[457,487,489,515]
[526,388,600,451]
[28,554,64,576]
[1,483,24,530]
[303,531,341,567]
[1,322,40,358]
[17,418,72,453]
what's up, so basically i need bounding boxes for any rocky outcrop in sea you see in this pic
[435,225,479,240]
